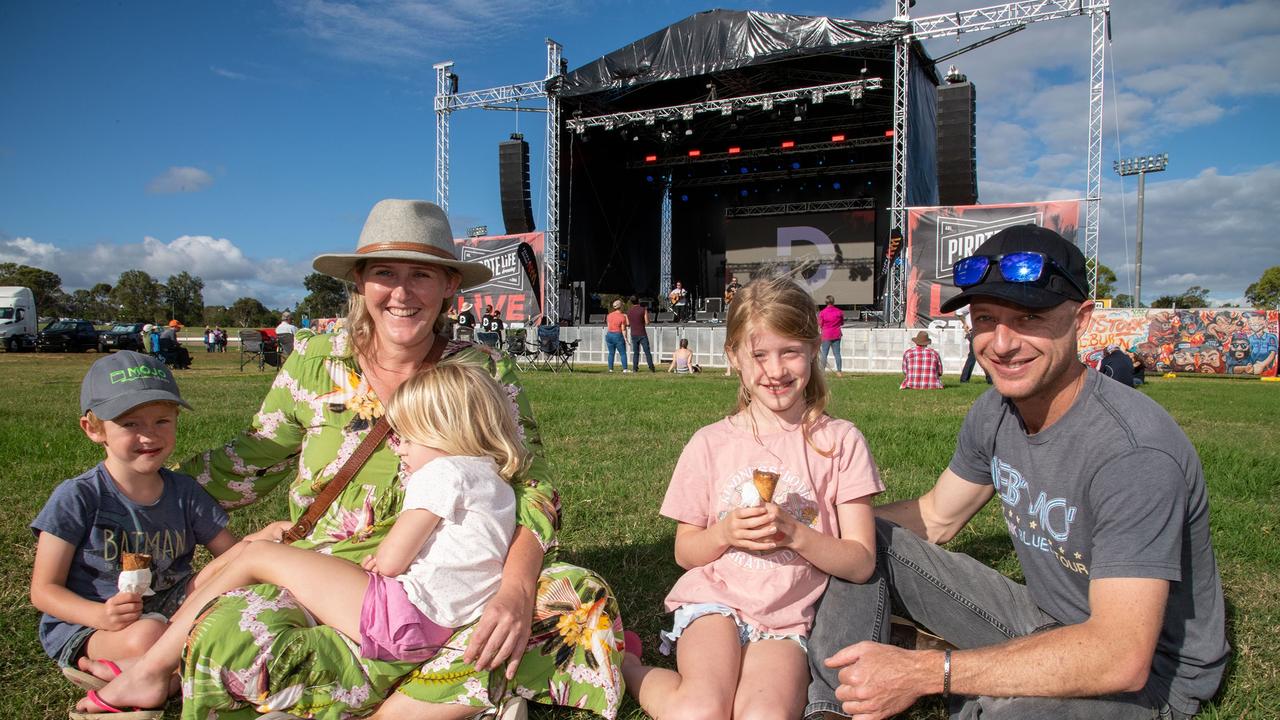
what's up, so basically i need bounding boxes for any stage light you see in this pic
[739,166,749,174]
[684,126,693,136]
[688,149,701,157]
[645,175,654,182]
[680,194,689,202]
[793,103,807,123]
[884,129,895,137]
[791,161,801,170]
[833,181,842,190]
[644,154,658,163]
[781,140,796,149]
[740,189,749,197]
[728,146,741,154]
[761,98,773,111]
[832,133,846,142]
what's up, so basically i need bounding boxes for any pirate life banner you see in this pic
[452,232,544,324]
[1079,308,1278,377]
[905,201,1081,325]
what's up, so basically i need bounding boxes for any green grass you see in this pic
[1,349,1276,718]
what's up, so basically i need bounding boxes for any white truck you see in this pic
[0,286,37,351]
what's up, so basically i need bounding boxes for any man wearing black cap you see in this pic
[806,225,1227,720]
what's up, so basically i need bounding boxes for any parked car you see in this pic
[0,286,37,352]
[36,319,101,353]
[98,322,147,353]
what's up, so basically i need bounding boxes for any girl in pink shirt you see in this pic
[622,277,883,719]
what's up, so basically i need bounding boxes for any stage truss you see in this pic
[432,0,1110,326]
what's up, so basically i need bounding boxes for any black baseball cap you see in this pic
[941,224,1089,313]
[80,351,193,420]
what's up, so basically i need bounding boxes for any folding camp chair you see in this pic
[504,329,538,371]
[476,331,501,350]
[276,332,294,360]
[536,324,562,372]
[239,330,266,371]
[553,338,580,372]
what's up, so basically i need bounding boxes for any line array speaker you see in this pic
[936,81,978,206]
[499,135,535,235]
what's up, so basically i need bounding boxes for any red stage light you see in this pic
[781,140,796,149]
[688,149,702,157]
[644,154,658,162]
[884,129,895,138]
[728,146,741,154]
[831,133,846,142]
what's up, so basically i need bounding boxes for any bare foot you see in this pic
[74,664,170,713]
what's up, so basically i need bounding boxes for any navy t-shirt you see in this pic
[30,464,229,658]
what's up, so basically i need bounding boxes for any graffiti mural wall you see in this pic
[1080,308,1279,377]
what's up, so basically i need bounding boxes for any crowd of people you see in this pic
[32,205,1230,720]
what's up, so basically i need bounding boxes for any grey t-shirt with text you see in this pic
[949,370,1227,715]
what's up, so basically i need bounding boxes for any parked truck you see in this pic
[36,319,101,353]
[0,286,37,352]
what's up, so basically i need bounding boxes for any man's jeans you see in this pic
[631,334,655,371]
[805,518,1178,720]
[960,338,991,384]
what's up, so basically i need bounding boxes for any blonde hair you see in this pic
[385,362,531,482]
[343,260,458,356]
[724,276,831,452]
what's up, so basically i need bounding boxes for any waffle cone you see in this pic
[121,552,152,571]
[752,470,779,504]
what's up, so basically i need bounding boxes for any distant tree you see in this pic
[1245,266,1280,308]
[297,272,350,319]
[203,305,234,327]
[111,270,162,321]
[89,283,115,320]
[1086,259,1117,300]
[1150,285,1211,309]
[0,262,64,314]
[163,271,205,325]
[1112,293,1135,308]
[229,297,273,327]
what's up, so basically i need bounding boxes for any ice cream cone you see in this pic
[120,552,152,571]
[752,470,779,504]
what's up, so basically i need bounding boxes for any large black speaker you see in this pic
[499,135,535,235]
[936,81,978,206]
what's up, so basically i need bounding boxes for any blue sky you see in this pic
[2,1,1277,309]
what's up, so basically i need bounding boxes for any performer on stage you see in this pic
[724,276,742,307]
[669,281,689,322]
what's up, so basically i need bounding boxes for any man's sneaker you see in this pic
[622,369,631,373]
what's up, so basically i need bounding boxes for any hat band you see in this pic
[356,242,457,262]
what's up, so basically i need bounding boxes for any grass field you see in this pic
[1,348,1276,718]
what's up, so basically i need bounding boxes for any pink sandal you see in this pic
[623,630,643,659]
[67,689,162,720]
[62,659,123,691]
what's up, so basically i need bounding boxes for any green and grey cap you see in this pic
[80,350,193,420]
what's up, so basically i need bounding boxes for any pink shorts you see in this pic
[358,572,455,663]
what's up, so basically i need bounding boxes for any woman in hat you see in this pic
[148,200,624,719]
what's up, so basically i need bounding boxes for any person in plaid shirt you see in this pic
[900,331,943,389]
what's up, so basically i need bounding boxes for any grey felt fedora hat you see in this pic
[313,199,493,288]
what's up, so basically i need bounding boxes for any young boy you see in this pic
[29,351,238,680]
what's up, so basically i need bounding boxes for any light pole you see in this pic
[1114,153,1168,307]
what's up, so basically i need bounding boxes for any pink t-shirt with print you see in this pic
[660,415,884,636]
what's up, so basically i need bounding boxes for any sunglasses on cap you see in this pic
[953,251,1088,299]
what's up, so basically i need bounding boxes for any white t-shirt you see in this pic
[275,322,298,335]
[397,455,516,628]
[954,305,973,333]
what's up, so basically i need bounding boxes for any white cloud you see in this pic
[279,0,579,66]
[1097,164,1280,303]
[146,166,215,194]
[210,65,248,80]
[0,234,308,309]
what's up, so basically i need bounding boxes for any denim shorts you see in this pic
[659,602,807,656]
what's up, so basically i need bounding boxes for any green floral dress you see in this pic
[177,329,624,719]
